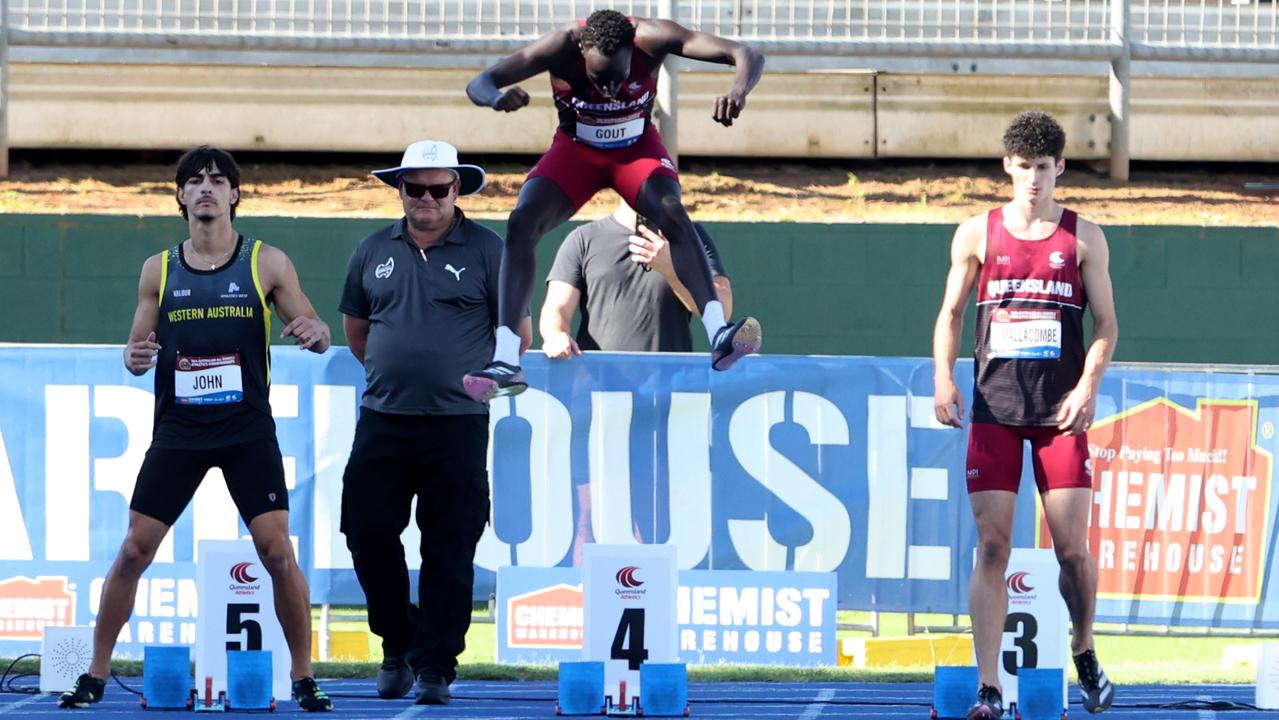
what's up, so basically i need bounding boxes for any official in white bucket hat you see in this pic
[372,140,487,196]
[341,137,530,707]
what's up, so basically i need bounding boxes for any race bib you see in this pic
[175,353,244,404]
[988,308,1062,359]
[575,116,645,148]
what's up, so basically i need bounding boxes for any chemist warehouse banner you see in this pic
[1,345,1279,656]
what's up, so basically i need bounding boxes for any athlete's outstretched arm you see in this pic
[258,245,331,354]
[1056,221,1119,435]
[467,24,576,111]
[642,19,764,127]
[932,215,984,428]
[124,254,163,376]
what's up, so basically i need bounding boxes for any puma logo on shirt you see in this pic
[444,264,466,281]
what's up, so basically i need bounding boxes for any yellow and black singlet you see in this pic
[152,235,275,449]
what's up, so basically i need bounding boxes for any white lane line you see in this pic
[1197,693,1216,720]
[0,695,44,714]
[393,704,428,718]
[798,688,837,720]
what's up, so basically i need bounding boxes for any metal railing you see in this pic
[2,0,1278,178]
[6,0,1276,51]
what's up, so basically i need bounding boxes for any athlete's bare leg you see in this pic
[499,178,578,332]
[633,174,717,312]
[247,509,315,680]
[87,511,170,679]
[1040,487,1097,654]
[968,490,1018,692]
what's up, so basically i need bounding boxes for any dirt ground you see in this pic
[0,155,1275,225]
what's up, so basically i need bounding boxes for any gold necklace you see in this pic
[189,242,235,269]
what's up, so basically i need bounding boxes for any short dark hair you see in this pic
[1002,110,1066,161]
[581,9,635,55]
[175,145,241,220]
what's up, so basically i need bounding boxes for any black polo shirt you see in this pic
[340,211,501,416]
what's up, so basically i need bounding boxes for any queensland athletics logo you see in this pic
[229,562,261,596]
[1048,251,1066,270]
[616,566,644,589]
[614,566,647,600]
[1006,572,1034,595]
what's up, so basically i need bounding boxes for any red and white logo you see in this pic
[1048,251,1066,270]
[230,562,258,584]
[615,566,644,589]
[0,576,76,639]
[1006,571,1035,595]
[506,583,584,649]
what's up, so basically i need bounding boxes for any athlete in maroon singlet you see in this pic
[932,111,1120,720]
[461,9,764,401]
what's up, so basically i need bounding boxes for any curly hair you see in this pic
[581,9,635,55]
[175,145,241,220]
[1002,110,1066,160]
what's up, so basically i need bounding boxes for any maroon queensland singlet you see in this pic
[552,22,660,149]
[971,207,1087,426]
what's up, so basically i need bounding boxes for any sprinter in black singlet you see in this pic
[59,147,333,712]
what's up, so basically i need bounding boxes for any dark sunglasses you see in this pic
[401,180,455,199]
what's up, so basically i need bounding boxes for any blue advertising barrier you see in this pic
[494,566,837,666]
[0,345,1276,657]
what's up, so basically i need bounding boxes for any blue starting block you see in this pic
[226,650,276,712]
[557,661,606,716]
[1018,668,1066,720]
[141,646,192,710]
[932,665,979,719]
[637,663,689,717]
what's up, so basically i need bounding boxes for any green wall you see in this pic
[2,214,1277,364]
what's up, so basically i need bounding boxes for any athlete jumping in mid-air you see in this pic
[462,9,764,401]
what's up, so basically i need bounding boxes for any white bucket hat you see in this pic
[372,140,486,196]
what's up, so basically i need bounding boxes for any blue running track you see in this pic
[0,678,1269,719]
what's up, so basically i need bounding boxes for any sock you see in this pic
[701,301,727,343]
[492,326,522,367]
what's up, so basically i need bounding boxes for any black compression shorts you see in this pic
[130,436,289,526]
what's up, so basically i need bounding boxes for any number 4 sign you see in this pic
[582,544,678,709]
[195,539,292,704]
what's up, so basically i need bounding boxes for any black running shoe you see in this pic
[710,317,762,371]
[462,361,527,402]
[413,670,451,705]
[965,683,1004,720]
[292,677,332,712]
[376,654,413,699]
[58,673,105,709]
[1074,648,1115,713]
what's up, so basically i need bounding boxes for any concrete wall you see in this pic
[8,64,1279,160]
[4,214,1279,365]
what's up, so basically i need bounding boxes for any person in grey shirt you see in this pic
[338,140,530,706]
[540,199,732,357]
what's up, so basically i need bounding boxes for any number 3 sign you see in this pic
[991,548,1070,707]
[582,544,678,706]
[195,539,292,703]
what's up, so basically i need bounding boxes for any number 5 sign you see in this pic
[582,544,678,705]
[994,548,1069,707]
[195,539,292,703]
